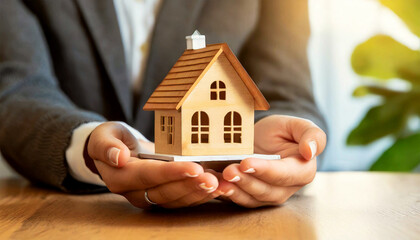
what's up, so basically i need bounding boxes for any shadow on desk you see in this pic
[0,177,317,239]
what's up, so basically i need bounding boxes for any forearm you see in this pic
[0,73,106,191]
[0,0,111,192]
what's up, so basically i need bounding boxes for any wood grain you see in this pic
[0,172,419,240]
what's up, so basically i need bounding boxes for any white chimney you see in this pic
[186,30,206,50]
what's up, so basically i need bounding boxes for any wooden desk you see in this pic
[0,172,418,240]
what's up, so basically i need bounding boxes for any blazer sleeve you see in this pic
[239,0,327,132]
[0,0,107,193]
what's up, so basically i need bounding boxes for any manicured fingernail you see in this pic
[199,183,216,193]
[184,173,199,178]
[309,141,317,159]
[243,168,255,173]
[224,189,234,197]
[107,147,120,166]
[228,176,240,182]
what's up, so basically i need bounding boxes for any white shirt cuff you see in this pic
[66,121,151,186]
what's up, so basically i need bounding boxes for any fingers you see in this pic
[147,172,218,205]
[217,163,303,208]
[88,122,141,167]
[217,181,265,208]
[225,157,316,187]
[96,158,204,193]
[122,190,152,209]
[122,173,219,209]
[161,188,219,209]
[287,118,327,160]
[223,164,274,201]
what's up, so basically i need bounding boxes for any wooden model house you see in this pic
[142,31,277,161]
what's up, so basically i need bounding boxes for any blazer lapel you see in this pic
[76,0,132,122]
[134,0,206,136]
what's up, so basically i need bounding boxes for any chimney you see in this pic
[186,30,206,50]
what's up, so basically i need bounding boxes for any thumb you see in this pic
[88,122,140,168]
[287,118,327,161]
[297,127,327,160]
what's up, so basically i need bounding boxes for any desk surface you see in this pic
[0,172,419,240]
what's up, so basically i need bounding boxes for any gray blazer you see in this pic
[0,0,326,193]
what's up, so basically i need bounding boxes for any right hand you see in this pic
[87,122,221,208]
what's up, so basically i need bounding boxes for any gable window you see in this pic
[191,111,209,144]
[210,81,226,100]
[224,111,242,143]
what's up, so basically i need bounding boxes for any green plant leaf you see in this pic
[351,35,420,84]
[352,85,405,98]
[380,0,420,38]
[347,94,412,145]
[370,132,420,171]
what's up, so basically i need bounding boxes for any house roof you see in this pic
[143,43,270,111]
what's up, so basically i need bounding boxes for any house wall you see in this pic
[154,110,182,155]
[181,53,254,156]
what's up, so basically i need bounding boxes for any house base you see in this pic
[138,153,281,162]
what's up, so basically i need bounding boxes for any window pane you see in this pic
[234,127,241,131]
[233,112,241,125]
[224,112,231,126]
[201,112,209,125]
[201,127,209,132]
[192,127,198,132]
[191,134,198,143]
[224,133,231,143]
[219,81,226,89]
[201,134,209,143]
[168,133,173,144]
[211,81,217,89]
[192,112,198,125]
[233,133,241,143]
[219,91,226,100]
[210,91,217,100]
[224,127,231,131]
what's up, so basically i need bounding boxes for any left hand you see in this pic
[215,115,327,208]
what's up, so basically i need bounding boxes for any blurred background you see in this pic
[310,0,420,171]
[1,0,419,177]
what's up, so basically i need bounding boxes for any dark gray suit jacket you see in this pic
[0,0,326,193]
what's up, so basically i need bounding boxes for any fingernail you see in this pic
[107,147,120,166]
[199,183,216,193]
[309,141,317,159]
[184,173,199,178]
[243,168,255,173]
[217,190,225,195]
[228,176,240,182]
[224,189,234,197]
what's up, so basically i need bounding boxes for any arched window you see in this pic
[224,111,241,143]
[210,81,226,100]
[191,111,209,144]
